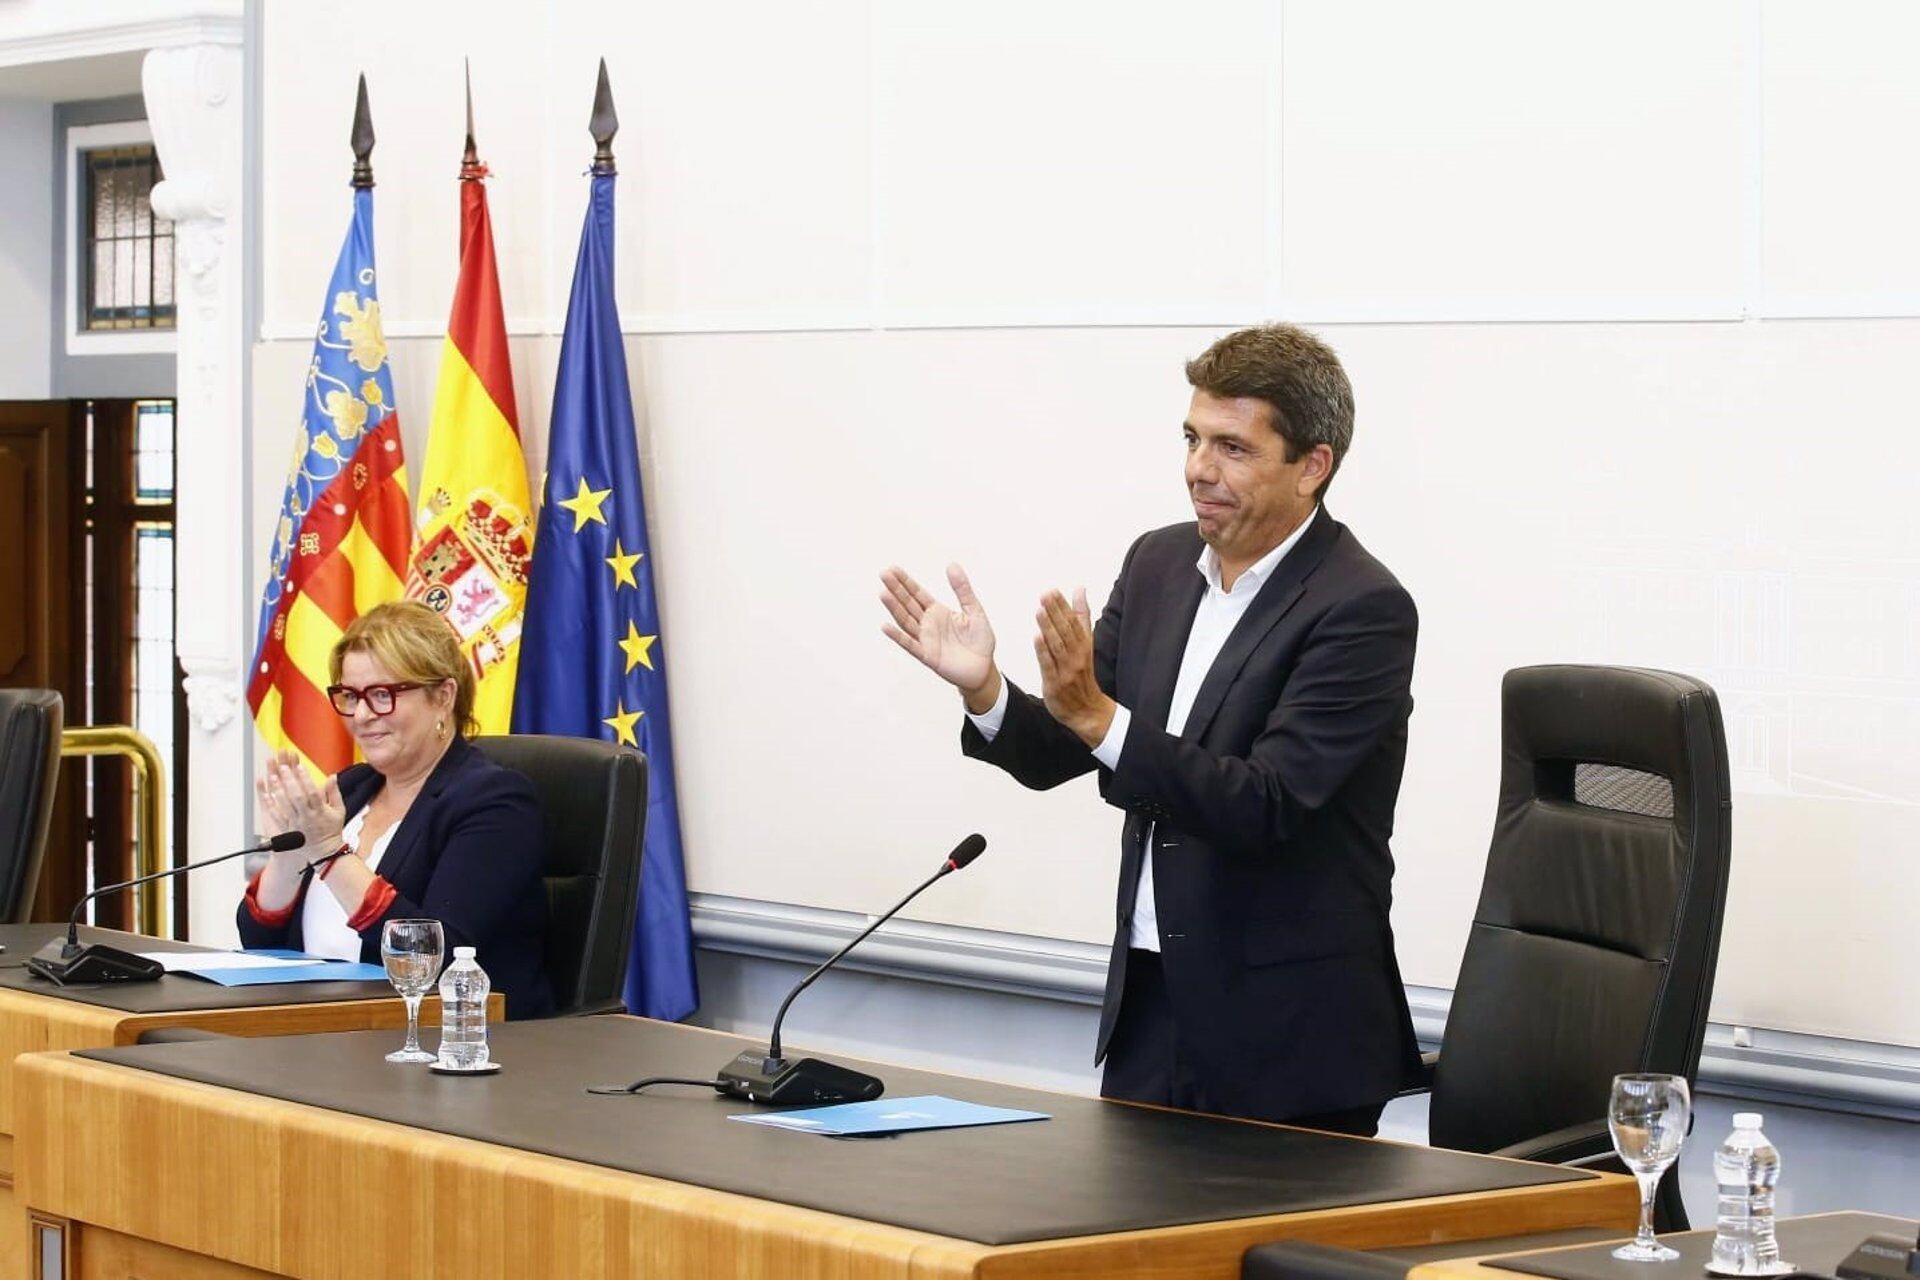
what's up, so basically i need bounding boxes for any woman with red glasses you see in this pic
[237,600,555,1018]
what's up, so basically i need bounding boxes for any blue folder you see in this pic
[729,1094,1049,1137]
[181,950,388,987]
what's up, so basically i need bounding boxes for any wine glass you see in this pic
[380,919,444,1064]
[1609,1072,1691,1261]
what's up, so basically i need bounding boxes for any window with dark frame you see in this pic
[78,399,186,932]
[81,143,176,332]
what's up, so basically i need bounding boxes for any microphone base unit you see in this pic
[1837,1234,1920,1280]
[713,1049,884,1106]
[25,939,164,986]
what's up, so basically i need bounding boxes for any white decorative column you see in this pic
[144,37,248,945]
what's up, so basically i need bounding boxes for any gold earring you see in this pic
[436,719,445,737]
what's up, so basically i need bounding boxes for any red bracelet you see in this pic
[312,845,352,880]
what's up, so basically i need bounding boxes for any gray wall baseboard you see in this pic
[690,892,1920,1121]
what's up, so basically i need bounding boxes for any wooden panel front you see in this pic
[14,1052,1639,1280]
[0,988,499,1280]
[0,991,121,1141]
[77,1226,288,1279]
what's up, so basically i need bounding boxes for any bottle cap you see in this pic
[454,946,476,959]
[1732,1112,1763,1128]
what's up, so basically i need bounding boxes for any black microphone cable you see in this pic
[586,1076,725,1096]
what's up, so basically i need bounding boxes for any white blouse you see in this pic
[301,806,402,961]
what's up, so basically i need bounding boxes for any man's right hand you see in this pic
[880,563,1002,712]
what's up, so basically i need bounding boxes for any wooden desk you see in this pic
[0,924,494,1280]
[13,1018,1638,1280]
[1403,1211,1917,1280]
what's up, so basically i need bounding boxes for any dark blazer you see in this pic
[236,736,556,1019]
[962,510,1421,1120]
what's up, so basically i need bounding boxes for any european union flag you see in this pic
[512,170,697,1021]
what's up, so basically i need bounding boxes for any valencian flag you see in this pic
[513,63,697,1021]
[249,78,410,776]
[406,87,532,732]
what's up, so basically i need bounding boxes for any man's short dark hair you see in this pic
[1184,323,1355,499]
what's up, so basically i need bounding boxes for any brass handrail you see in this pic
[58,726,168,937]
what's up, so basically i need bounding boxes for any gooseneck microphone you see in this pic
[27,831,308,985]
[712,832,987,1105]
[588,833,988,1104]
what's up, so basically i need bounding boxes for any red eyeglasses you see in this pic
[325,682,427,717]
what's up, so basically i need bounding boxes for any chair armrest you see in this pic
[1395,1050,1439,1098]
[557,996,630,1018]
[1243,1240,1413,1280]
[1490,1118,1613,1165]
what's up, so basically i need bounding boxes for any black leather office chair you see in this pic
[1245,666,1732,1279]
[472,734,647,1017]
[0,688,64,923]
[1423,666,1731,1171]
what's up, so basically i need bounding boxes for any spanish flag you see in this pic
[405,132,531,732]
[248,183,412,776]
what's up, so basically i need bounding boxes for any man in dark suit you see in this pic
[879,324,1420,1135]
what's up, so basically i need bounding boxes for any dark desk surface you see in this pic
[1487,1211,1916,1280]
[81,1014,1591,1246]
[0,922,391,1012]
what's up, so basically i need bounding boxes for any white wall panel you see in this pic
[260,1,552,335]
[1760,0,1920,314]
[635,326,1199,943]
[1331,319,1920,1047]
[872,0,1272,324]
[1278,0,1746,320]
[546,1,872,330]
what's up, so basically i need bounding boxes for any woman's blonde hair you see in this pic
[329,600,477,738]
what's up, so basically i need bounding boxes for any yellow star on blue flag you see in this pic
[601,700,642,747]
[557,476,611,532]
[604,540,642,589]
[618,621,657,673]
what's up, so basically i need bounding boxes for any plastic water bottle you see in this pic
[1709,1112,1785,1275]
[436,946,491,1070]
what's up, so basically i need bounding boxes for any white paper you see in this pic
[135,951,314,974]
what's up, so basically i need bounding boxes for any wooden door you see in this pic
[0,401,88,920]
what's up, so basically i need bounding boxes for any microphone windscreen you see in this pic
[946,833,987,869]
[266,831,307,852]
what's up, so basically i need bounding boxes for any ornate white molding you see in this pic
[144,40,243,674]
[144,35,251,943]
[146,44,238,229]
[0,7,242,71]
[180,657,241,734]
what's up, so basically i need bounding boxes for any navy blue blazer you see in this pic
[962,510,1421,1121]
[236,736,556,1019]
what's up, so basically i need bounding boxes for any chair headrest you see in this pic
[1502,664,1723,793]
[472,734,642,879]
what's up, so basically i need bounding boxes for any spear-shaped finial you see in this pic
[350,73,375,189]
[589,58,617,175]
[461,58,481,176]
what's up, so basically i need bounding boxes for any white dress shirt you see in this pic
[301,806,402,961]
[968,507,1318,951]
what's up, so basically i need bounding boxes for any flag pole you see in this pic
[350,73,375,189]
[590,58,617,176]
[462,58,482,178]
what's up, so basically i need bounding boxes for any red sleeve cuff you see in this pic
[346,876,399,933]
[242,869,296,928]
